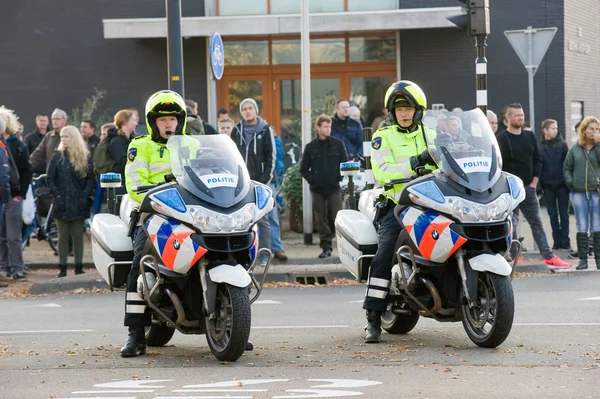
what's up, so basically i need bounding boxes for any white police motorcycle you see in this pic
[335,109,525,348]
[91,135,273,361]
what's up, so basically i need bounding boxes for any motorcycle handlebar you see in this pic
[383,168,432,190]
[132,183,161,193]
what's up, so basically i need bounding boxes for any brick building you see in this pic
[1,0,598,144]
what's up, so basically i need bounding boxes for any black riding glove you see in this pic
[409,150,434,171]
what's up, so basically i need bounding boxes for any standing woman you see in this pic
[563,116,600,270]
[47,126,94,277]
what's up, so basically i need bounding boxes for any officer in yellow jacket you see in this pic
[120,89,187,357]
[363,80,437,343]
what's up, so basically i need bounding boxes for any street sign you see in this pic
[504,26,558,131]
[504,26,557,75]
[209,32,224,80]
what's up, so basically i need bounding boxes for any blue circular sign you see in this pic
[209,32,224,80]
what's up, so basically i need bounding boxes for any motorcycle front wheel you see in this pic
[205,283,251,362]
[460,272,514,348]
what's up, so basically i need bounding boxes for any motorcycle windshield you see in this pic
[422,108,502,193]
[167,135,251,208]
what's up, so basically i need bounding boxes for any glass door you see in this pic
[276,76,340,168]
[219,75,272,125]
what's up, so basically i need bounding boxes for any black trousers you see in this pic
[363,208,403,313]
[312,191,343,250]
[124,228,151,327]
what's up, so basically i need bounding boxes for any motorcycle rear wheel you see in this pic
[381,305,420,334]
[205,283,251,362]
[460,272,514,348]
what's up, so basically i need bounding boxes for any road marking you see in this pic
[347,300,363,303]
[160,396,253,399]
[0,329,93,335]
[253,300,282,304]
[21,303,63,308]
[514,323,600,326]
[577,296,600,301]
[73,391,153,394]
[253,325,349,330]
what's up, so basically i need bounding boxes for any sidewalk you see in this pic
[16,205,592,296]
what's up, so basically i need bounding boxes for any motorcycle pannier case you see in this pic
[335,210,378,282]
[91,214,134,288]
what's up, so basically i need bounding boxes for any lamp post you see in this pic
[300,0,313,244]
[166,0,184,97]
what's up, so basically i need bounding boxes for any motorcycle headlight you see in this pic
[449,194,511,223]
[190,204,256,233]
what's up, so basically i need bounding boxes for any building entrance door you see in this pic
[218,74,272,126]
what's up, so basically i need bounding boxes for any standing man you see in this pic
[301,115,348,258]
[230,98,284,263]
[0,106,33,282]
[331,99,363,157]
[185,99,217,135]
[80,119,100,157]
[496,103,570,269]
[363,81,437,343]
[24,113,49,160]
[30,108,67,174]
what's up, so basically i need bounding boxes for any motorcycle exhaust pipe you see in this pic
[165,288,186,325]
[417,276,442,315]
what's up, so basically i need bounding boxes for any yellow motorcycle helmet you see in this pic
[145,90,187,143]
[384,80,427,130]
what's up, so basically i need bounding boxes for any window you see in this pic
[348,37,396,62]
[310,38,345,63]
[270,0,344,13]
[272,40,301,65]
[571,101,584,141]
[218,0,267,15]
[224,41,269,65]
[347,0,398,11]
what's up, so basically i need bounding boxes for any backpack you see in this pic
[93,135,115,176]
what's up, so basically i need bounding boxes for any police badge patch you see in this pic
[372,137,382,150]
[127,148,137,162]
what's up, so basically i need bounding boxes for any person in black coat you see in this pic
[47,126,94,277]
[301,114,348,258]
[539,119,571,250]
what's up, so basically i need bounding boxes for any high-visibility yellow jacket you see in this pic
[370,125,437,203]
[125,136,171,203]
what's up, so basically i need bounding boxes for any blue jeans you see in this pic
[510,186,554,260]
[571,191,600,233]
[268,183,284,252]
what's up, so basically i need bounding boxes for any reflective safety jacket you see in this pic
[370,125,437,203]
[125,135,171,203]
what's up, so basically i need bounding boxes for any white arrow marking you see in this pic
[309,379,382,388]
[94,380,172,389]
[73,391,153,394]
[514,323,600,326]
[577,296,600,301]
[347,300,363,303]
[160,396,253,399]
[183,379,289,388]
[22,303,63,308]
[253,300,282,304]
[273,389,363,398]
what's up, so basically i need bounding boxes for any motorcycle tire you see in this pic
[381,307,420,334]
[205,283,251,362]
[145,324,176,347]
[460,272,514,348]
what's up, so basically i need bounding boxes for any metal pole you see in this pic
[166,0,184,97]
[475,35,488,113]
[526,26,535,130]
[301,0,313,245]
[363,127,375,190]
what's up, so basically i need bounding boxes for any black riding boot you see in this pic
[120,326,147,358]
[56,264,67,278]
[593,232,600,270]
[364,310,382,343]
[576,233,588,270]
[74,264,85,275]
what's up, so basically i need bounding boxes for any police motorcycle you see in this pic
[335,108,525,348]
[91,134,274,361]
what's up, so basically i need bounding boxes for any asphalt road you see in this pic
[0,272,599,398]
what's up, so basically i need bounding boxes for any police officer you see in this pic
[120,90,187,357]
[363,80,436,344]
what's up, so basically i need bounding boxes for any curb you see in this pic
[28,276,109,295]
